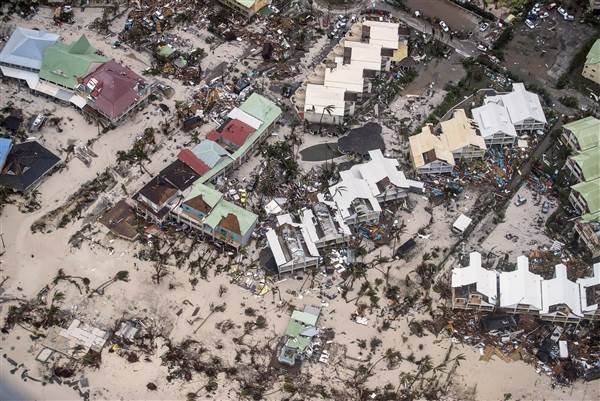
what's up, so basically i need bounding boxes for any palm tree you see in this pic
[318,104,335,135]
[90,270,129,297]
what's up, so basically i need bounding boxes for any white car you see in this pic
[557,7,567,17]
[525,19,536,29]
[477,44,488,52]
[479,22,490,32]
[439,20,449,32]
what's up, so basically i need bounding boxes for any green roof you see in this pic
[572,178,600,222]
[291,310,318,326]
[203,198,257,235]
[586,39,600,66]
[563,117,600,152]
[571,148,600,182]
[39,35,108,88]
[158,44,176,58]
[183,182,222,207]
[197,93,281,184]
[285,335,311,351]
[285,320,306,338]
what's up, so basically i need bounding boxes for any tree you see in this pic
[90,270,129,297]
[318,104,335,134]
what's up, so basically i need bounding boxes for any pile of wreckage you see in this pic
[448,251,600,384]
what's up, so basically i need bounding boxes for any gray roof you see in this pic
[0,27,59,70]
[191,140,231,168]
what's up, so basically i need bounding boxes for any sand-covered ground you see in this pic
[0,5,598,401]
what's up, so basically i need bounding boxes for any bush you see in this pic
[559,96,579,109]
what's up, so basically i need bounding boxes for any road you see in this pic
[310,0,478,57]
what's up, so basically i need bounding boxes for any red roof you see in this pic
[177,149,210,175]
[207,119,255,148]
[81,60,146,122]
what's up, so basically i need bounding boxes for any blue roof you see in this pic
[0,138,13,171]
[191,140,231,168]
[0,27,59,70]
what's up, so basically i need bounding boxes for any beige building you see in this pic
[409,109,487,175]
[583,39,600,85]
[216,0,268,17]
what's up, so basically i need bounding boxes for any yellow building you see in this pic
[582,39,600,85]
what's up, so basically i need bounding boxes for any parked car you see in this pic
[479,22,490,32]
[439,20,449,32]
[557,7,567,18]
[542,201,550,214]
[477,43,488,52]
[515,195,527,207]
[525,19,536,29]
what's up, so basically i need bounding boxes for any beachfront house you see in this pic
[278,306,321,366]
[498,256,543,313]
[451,252,498,311]
[577,264,600,321]
[540,264,583,323]
[561,117,600,153]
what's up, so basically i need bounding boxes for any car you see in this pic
[539,12,549,19]
[557,7,567,17]
[479,22,490,32]
[565,14,574,21]
[477,44,488,52]
[542,201,550,214]
[525,19,536,29]
[514,195,527,207]
[439,20,449,32]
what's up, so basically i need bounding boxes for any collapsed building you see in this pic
[266,150,421,274]
[216,0,268,18]
[278,305,321,366]
[293,19,408,125]
[451,252,600,323]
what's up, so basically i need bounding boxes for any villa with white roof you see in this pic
[451,252,498,311]
[577,264,600,321]
[498,256,543,313]
[484,83,547,133]
[540,264,583,323]
[471,101,518,146]
[328,149,422,225]
[451,252,598,322]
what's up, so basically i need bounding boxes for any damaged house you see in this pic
[451,252,600,323]
[409,109,487,175]
[328,149,422,225]
[0,140,61,192]
[77,60,156,126]
[216,0,268,18]
[451,252,498,311]
[266,214,321,276]
[278,306,321,366]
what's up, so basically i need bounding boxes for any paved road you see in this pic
[310,0,478,57]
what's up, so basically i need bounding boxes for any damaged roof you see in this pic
[80,60,146,121]
[0,141,61,192]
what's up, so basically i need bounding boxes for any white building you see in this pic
[471,101,518,146]
[540,264,583,323]
[329,149,422,225]
[577,263,600,321]
[498,255,543,313]
[451,252,497,311]
[303,84,348,125]
[301,203,352,249]
[266,214,321,276]
[485,83,546,132]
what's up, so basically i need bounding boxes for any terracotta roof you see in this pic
[80,60,145,122]
[206,118,255,148]
[178,149,210,176]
